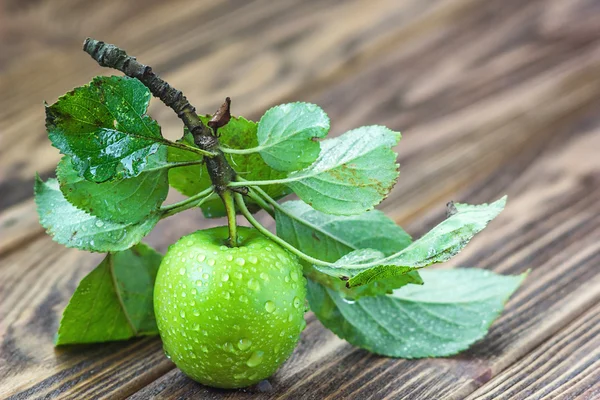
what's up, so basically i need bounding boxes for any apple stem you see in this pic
[222,190,239,247]
[246,191,275,218]
[160,188,216,219]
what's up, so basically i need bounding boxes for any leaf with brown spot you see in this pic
[278,126,400,215]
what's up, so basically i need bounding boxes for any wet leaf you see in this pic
[275,200,411,261]
[35,177,158,252]
[46,76,162,182]
[275,200,417,297]
[56,147,168,224]
[315,197,506,287]
[55,243,162,345]
[308,269,526,358]
[285,126,400,215]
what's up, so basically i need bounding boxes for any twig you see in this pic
[83,38,236,193]
[83,38,215,150]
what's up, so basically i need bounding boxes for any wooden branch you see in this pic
[83,38,236,192]
[83,38,216,151]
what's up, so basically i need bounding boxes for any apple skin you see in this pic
[154,226,307,389]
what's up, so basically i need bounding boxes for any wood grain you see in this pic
[465,303,600,400]
[1,0,599,398]
[0,238,170,399]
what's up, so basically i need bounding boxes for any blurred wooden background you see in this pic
[1,0,599,398]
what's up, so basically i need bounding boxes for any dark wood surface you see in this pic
[1,0,599,398]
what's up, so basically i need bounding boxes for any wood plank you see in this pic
[126,108,600,399]
[465,303,600,400]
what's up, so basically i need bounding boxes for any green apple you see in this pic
[154,226,307,388]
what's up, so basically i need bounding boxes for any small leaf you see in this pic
[55,243,162,345]
[315,197,507,287]
[285,126,400,215]
[307,269,526,358]
[168,116,290,217]
[275,200,416,297]
[256,102,329,171]
[35,177,158,252]
[57,147,169,224]
[46,76,162,182]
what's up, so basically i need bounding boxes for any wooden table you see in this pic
[1,0,599,398]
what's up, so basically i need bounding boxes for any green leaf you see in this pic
[256,102,329,171]
[56,147,169,224]
[275,200,411,262]
[35,177,159,252]
[167,131,206,196]
[275,200,418,297]
[285,126,400,215]
[55,243,162,345]
[307,269,526,358]
[168,116,290,217]
[315,196,507,287]
[46,76,162,182]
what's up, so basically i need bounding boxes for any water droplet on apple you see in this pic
[265,301,276,313]
[238,338,252,351]
[246,351,264,367]
[248,279,260,291]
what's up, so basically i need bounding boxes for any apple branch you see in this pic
[83,38,236,194]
